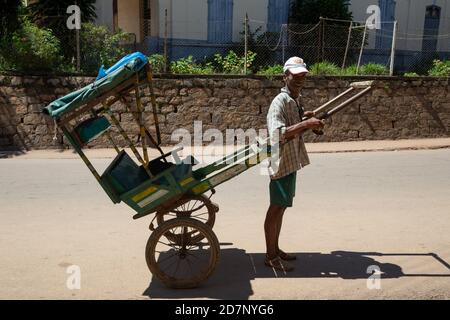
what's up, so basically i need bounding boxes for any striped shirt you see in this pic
[267,86,310,179]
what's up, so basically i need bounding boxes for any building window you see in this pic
[207,0,233,43]
[422,5,441,52]
[426,5,441,19]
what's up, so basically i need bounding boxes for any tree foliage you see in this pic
[28,0,97,62]
[80,23,130,73]
[2,19,63,72]
[28,0,97,28]
[289,0,353,24]
[0,0,24,38]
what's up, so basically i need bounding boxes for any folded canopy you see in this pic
[43,52,149,119]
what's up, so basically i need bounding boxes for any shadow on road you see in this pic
[143,249,450,300]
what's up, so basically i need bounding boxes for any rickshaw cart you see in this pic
[43,53,374,288]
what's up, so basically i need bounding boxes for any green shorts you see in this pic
[269,171,297,208]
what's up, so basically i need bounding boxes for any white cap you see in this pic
[283,57,309,75]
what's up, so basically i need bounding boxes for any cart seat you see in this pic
[101,150,195,197]
[101,150,149,196]
[73,116,111,146]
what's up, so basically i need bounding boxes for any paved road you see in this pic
[1,149,449,299]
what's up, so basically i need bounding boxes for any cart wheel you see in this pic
[156,194,218,244]
[145,218,220,289]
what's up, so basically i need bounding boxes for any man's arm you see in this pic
[283,117,325,141]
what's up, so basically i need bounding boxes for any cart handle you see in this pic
[150,146,184,164]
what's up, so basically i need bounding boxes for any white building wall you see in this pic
[117,0,141,41]
[158,0,208,40]
[151,0,160,37]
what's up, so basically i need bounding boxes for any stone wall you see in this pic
[0,74,449,150]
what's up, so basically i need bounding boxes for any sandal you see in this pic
[264,256,294,272]
[278,250,297,261]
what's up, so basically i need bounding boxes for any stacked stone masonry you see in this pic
[0,74,449,150]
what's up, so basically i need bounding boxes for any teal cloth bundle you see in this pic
[43,52,148,119]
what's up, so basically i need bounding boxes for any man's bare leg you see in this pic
[275,207,286,254]
[264,204,286,259]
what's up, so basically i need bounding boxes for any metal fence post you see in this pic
[390,20,398,76]
[76,28,80,72]
[342,21,353,70]
[356,22,368,74]
[317,17,324,63]
[244,13,248,75]
[321,17,325,62]
[75,0,80,72]
[164,8,168,73]
[282,24,286,64]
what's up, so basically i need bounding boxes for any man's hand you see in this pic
[304,110,315,118]
[304,117,325,130]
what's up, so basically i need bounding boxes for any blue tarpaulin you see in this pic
[43,52,149,119]
[96,52,148,80]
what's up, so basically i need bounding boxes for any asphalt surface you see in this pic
[0,148,449,299]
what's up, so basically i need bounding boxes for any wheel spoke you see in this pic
[172,256,182,278]
[187,240,210,250]
[186,200,192,212]
[185,255,195,277]
[191,215,208,222]
[191,211,208,217]
[181,226,185,248]
[172,198,207,214]
[164,227,177,241]
[161,255,180,272]
[156,250,174,254]
[186,251,202,260]
[187,227,200,239]
[157,240,178,249]
[190,200,199,211]
[190,204,206,213]
[172,226,182,241]
[192,210,209,217]
[157,252,178,264]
